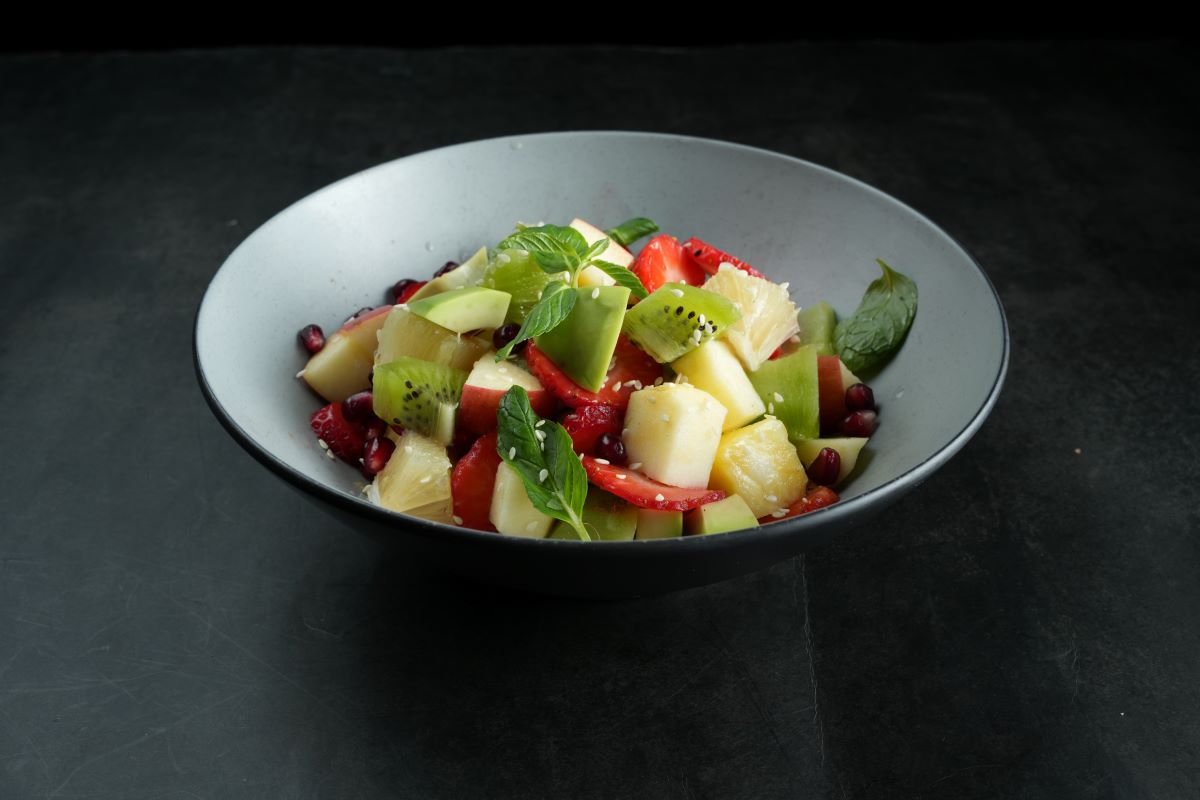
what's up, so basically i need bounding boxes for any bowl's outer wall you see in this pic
[196,132,1007,596]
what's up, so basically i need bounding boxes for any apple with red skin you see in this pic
[457,356,557,435]
[816,355,863,432]
[301,305,392,402]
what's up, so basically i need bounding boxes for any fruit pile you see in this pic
[296,217,915,541]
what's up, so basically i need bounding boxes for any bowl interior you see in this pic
[196,132,1005,537]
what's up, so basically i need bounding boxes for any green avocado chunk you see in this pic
[534,285,630,391]
[550,489,638,541]
[407,286,511,334]
[684,495,759,536]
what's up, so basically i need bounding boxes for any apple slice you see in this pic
[300,305,391,402]
[458,355,557,435]
[816,355,863,431]
[570,218,634,288]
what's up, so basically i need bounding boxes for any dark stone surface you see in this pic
[2,42,1197,798]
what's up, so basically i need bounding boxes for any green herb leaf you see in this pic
[588,260,649,299]
[496,386,590,540]
[495,281,576,361]
[605,217,659,248]
[497,225,590,275]
[834,259,918,374]
[583,237,610,262]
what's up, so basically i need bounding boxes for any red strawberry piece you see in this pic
[525,337,662,411]
[394,279,427,304]
[760,485,840,523]
[582,457,725,511]
[451,431,501,532]
[310,403,367,464]
[562,404,624,455]
[681,237,767,279]
[630,234,707,294]
[360,437,395,479]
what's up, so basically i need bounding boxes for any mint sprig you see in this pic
[605,217,659,248]
[588,260,648,299]
[498,225,590,275]
[834,259,918,374]
[496,386,589,540]
[495,281,576,361]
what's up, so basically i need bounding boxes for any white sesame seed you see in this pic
[773,392,784,402]
[768,402,775,414]
[578,452,585,460]
[598,383,606,391]
[419,475,431,484]
[508,447,517,460]
[719,261,734,270]
[325,450,336,460]
[771,509,787,518]
[629,462,642,470]
[594,458,610,465]
[538,468,549,482]
[535,419,545,427]
[692,328,702,342]
[535,429,547,441]
[661,414,670,422]
[452,515,464,525]
[653,377,664,386]
[540,442,545,451]
[526,521,540,532]
[654,493,665,502]
[698,314,706,325]
[647,396,657,405]
[630,380,642,390]
[405,445,414,453]
[616,473,627,480]
[766,494,778,503]
[295,369,306,379]
[764,414,776,420]
[591,287,600,299]
[317,439,329,450]
[670,288,684,297]
[613,381,622,392]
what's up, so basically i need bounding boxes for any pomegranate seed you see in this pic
[364,418,387,441]
[845,383,875,412]
[297,324,325,355]
[841,410,877,437]
[492,323,523,352]
[360,437,395,479]
[595,433,627,466]
[391,278,420,302]
[806,447,841,486]
[342,391,374,423]
[433,260,459,278]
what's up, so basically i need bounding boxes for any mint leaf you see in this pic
[583,237,610,262]
[834,259,918,374]
[497,225,590,275]
[496,387,589,540]
[588,260,649,299]
[495,281,576,361]
[605,217,659,248]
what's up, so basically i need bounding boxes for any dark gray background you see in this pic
[2,42,1197,798]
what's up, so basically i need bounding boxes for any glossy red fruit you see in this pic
[450,432,501,532]
[310,403,366,464]
[680,237,766,279]
[805,447,841,486]
[492,323,523,353]
[342,391,374,422]
[562,404,624,455]
[762,486,840,523]
[298,324,325,355]
[841,410,877,437]
[594,433,627,466]
[525,337,662,411]
[360,437,395,479]
[630,234,707,294]
[845,383,876,412]
[364,417,387,442]
[582,457,725,511]
[817,355,849,431]
[393,279,427,304]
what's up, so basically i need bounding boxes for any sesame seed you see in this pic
[768,402,775,414]
[698,314,706,325]
[766,494,778,503]
[538,468,549,482]
[771,509,787,518]
[419,475,431,484]
[594,458,610,465]
[535,429,547,441]
[295,369,305,379]
[692,328,702,342]
[452,515,464,525]
[405,445,414,453]
[591,288,600,299]
[578,452,585,460]
[598,383,606,392]
[535,419,545,427]
[616,473,627,480]
[629,462,642,469]
[670,288,684,297]
[317,439,329,450]
[719,261,733,270]
[508,447,517,460]
[613,381,622,392]
[654,493,665,502]
[540,443,545,451]
[325,450,336,460]
[661,414,670,422]
[773,392,784,402]
[630,380,642,390]
[653,377,664,386]
[526,521,540,532]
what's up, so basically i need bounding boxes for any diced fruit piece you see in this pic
[490,462,553,538]
[298,324,325,355]
[635,509,683,539]
[549,488,637,541]
[569,218,634,288]
[841,410,877,437]
[525,337,662,411]
[582,457,725,511]
[748,344,820,442]
[341,390,374,423]
[451,431,501,532]
[534,285,630,392]
[370,430,454,523]
[562,404,624,454]
[492,323,522,353]
[406,246,489,302]
[300,305,392,402]
[406,286,512,334]
[797,437,869,488]
[817,355,864,430]
[709,417,807,518]
[671,340,764,432]
[803,447,840,486]
[622,282,742,363]
[594,433,626,466]
[338,305,392,354]
[845,383,876,412]
[375,306,492,371]
[482,249,566,325]
[372,357,467,445]
[623,383,726,488]
[630,234,707,293]
[765,485,840,522]
[703,266,799,372]
[684,495,760,536]
[681,237,766,279]
[458,355,556,435]
[360,437,395,479]
[797,301,837,356]
[310,402,366,463]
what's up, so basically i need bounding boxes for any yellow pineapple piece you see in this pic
[710,418,807,517]
[369,430,454,523]
[702,265,799,372]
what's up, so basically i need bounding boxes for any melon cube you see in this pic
[709,418,808,517]
[623,383,726,488]
[489,463,553,538]
[671,340,766,431]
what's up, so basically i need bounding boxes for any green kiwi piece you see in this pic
[482,249,567,325]
[622,283,742,364]
[372,357,468,445]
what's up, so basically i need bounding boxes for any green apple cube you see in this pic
[671,340,765,431]
[623,383,726,488]
[406,286,511,334]
[635,509,683,539]
[684,495,760,536]
[489,462,553,538]
[534,285,630,391]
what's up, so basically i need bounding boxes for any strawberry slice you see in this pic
[582,457,725,511]
[310,402,367,464]
[630,234,707,294]
[760,485,840,523]
[450,431,500,532]
[525,336,662,411]
[681,237,766,279]
[562,404,624,455]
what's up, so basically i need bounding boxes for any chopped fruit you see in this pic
[623,383,726,488]
[534,285,630,391]
[360,437,396,479]
[570,218,634,287]
[458,355,556,435]
[709,417,807,518]
[582,457,725,511]
[797,301,837,356]
[594,434,627,466]
[407,247,489,302]
[370,430,454,523]
[451,431,501,532]
[562,404,625,455]
[490,462,553,538]
[681,237,766,279]
[492,323,522,353]
[372,357,468,445]
[671,340,765,432]
[550,488,637,541]
[841,409,877,437]
[765,485,840,522]
[391,278,425,304]
[310,402,367,464]
[845,383,876,411]
[622,282,741,363]
[702,265,799,372]
[375,306,492,372]
[483,249,565,325]
[748,344,820,442]
[817,355,863,431]
[525,337,661,411]
[803,447,841,486]
[684,495,759,536]
[630,234,707,293]
[301,305,392,402]
[796,438,868,487]
[298,324,325,355]
[407,286,512,334]
[635,509,683,539]
[341,391,374,423]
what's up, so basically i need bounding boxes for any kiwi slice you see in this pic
[482,249,567,325]
[622,283,741,364]
[372,357,468,445]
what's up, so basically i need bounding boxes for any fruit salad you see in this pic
[295,217,916,541]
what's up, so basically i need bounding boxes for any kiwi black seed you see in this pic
[621,283,743,364]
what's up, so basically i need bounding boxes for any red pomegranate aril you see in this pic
[806,447,841,486]
[342,391,374,423]
[595,433,627,466]
[845,383,876,412]
[364,417,387,441]
[360,437,395,479]
[391,278,422,303]
[433,260,459,278]
[841,410,877,437]
[298,324,325,355]
[492,323,523,352]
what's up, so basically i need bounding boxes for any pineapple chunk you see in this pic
[703,265,799,372]
[375,306,492,371]
[490,463,553,538]
[671,340,766,431]
[623,383,726,488]
[370,431,454,523]
[710,418,807,517]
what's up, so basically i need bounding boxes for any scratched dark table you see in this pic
[2,42,1198,798]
